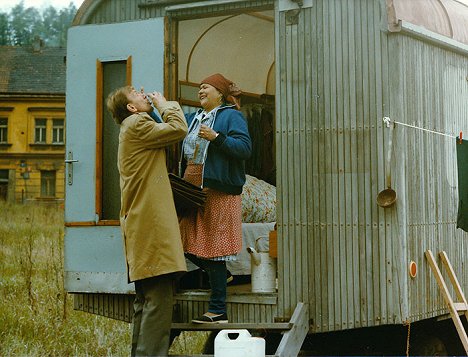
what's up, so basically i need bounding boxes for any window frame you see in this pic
[0,117,8,144]
[40,170,56,198]
[28,107,65,147]
[52,118,65,144]
[34,118,47,144]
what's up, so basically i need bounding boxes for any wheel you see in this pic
[411,335,448,356]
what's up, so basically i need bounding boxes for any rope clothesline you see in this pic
[382,117,463,142]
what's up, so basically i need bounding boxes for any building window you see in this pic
[0,118,7,143]
[41,170,56,197]
[0,169,8,200]
[35,118,47,143]
[52,119,64,144]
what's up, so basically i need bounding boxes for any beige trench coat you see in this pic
[118,101,188,282]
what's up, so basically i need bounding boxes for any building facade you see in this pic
[0,39,66,203]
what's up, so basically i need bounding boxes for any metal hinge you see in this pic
[65,151,79,185]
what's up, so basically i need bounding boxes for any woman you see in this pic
[179,73,252,323]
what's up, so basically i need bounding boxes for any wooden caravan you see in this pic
[64,0,468,353]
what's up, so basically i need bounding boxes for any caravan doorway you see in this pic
[169,10,278,307]
[172,10,276,185]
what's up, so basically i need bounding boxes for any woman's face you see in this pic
[198,83,222,112]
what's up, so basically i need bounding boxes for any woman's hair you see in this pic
[106,85,133,124]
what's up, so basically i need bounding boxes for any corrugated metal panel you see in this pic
[73,0,166,25]
[277,0,468,333]
[276,0,400,332]
[387,33,468,322]
[68,0,468,333]
[73,0,273,25]
[74,292,277,323]
[175,292,277,323]
[74,293,134,322]
[165,0,273,17]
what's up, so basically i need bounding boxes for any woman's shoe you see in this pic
[192,312,228,324]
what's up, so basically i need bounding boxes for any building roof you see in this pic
[0,41,66,95]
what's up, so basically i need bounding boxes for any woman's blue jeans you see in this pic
[186,253,227,314]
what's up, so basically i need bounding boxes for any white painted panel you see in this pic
[65,18,165,222]
[64,226,133,293]
[64,19,164,293]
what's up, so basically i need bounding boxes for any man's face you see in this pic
[127,87,152,113]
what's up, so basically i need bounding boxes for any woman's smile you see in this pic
[198,83,222,112]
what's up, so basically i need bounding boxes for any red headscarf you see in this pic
[201,73,242,109]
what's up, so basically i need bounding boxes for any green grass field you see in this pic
[0,202,131,356]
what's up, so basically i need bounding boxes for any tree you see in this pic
[0,12,10,45]
[0,0,77,47]
[10,2,41,45]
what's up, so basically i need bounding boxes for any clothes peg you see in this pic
[383,117,391,128]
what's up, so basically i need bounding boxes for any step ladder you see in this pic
[170,302,309,357]
[425,250,468,354]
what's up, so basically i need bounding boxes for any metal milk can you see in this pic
[247,236,277,293]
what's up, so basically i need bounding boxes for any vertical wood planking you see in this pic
[71,0,468,332]
[277,0,400,331]
[386,31,468,322]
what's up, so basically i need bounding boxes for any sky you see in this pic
[0,0,85,12]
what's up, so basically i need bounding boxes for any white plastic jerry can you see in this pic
[214,329,265,357]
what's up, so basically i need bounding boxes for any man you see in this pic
[106,86,188,356]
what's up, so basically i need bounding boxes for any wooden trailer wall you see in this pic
[276,0,400,332]
[387,25,468,322]
[276,0,468,333]
[67,0,468,333]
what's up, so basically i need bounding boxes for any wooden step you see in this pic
[170,355,278,357]
[171,322,292,331]
[425,250,468,354]
[171,302,309,357]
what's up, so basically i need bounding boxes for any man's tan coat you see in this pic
[118,102,188,282]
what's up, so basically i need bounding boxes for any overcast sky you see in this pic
[0,0,84,12]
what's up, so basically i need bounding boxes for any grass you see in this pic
[0,201,131,356]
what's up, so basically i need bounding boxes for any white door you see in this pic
[64,18,165,293]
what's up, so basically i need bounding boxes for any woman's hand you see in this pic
[198,124,218,141]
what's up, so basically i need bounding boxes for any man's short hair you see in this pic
[106,85,133,124]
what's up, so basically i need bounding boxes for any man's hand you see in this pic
[146,91,167,107]
[139,87,167,108]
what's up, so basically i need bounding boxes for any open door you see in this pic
[175,11,276,184]
[64,18,165,293]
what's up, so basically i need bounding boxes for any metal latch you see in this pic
[279,0,313,25]
[65,151,79,185]
[279,0,313,11]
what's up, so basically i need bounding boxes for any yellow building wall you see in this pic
[0,98,65,203]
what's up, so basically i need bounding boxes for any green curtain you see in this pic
[457,137,468,232]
